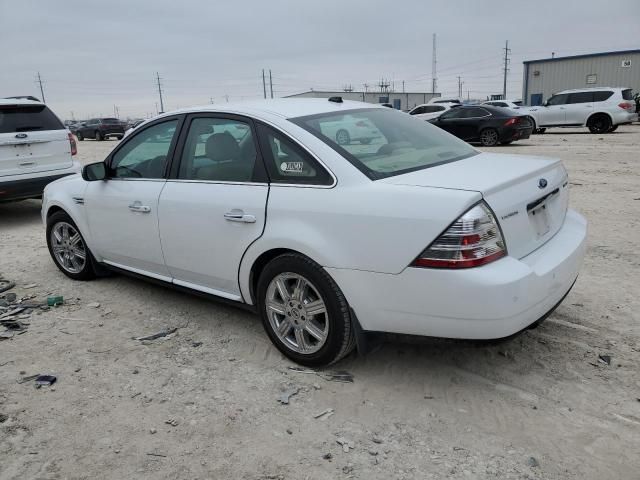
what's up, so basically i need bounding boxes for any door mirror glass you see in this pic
[82,162,107,181]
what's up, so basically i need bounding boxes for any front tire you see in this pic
[587,114,611,134]
[46,211,96,281]
[480,128,499,146]
[608,125,618,132]
[257,253,355,366]
[95,130,103,141]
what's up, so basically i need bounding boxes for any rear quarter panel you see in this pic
[239,182,480,304]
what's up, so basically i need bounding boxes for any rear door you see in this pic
[158,114,269,300]
[565,91,594,125]
[457,107,491,141]
[0,103,71,177]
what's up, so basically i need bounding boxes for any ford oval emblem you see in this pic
[538,178,548,189]
[15,133,28,139]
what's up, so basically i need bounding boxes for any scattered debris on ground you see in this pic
[277,386,300,405]
[287,366,354,383]
[133,327,178,341]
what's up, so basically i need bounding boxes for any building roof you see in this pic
[285,90,438,96]
[523,49,640,65]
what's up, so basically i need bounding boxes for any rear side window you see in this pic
[257,124,333,185]
[567,92,594,104]
[593,91,614,102]
[0,105,64,133]
[621,89,633,101]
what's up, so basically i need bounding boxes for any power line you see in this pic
[269,69,273,99]
[431,33,437,94]
[502,40,511,99]
[36,72,46,103]
[156,72,165,113]
[262,69,267,99]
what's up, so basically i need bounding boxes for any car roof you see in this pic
[160,99,385,121]
[0,98,44,106]
[556,87,627,94]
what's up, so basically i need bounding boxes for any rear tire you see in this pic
[46,211,96,281]
[95,130,103,141]
[257,253,355,366]
[587,114,611,134]
[536,128,546,134]
[479,128,499,146]
[335,129,350,145]
[116,135,124,140]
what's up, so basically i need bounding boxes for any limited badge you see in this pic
[280,161,304,173]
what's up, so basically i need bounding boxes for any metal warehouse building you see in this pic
[284,90,441,111]
[522,49,640,106]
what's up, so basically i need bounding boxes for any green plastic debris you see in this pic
[47,296,64,306]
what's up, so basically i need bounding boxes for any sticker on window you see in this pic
[280,161,304,173]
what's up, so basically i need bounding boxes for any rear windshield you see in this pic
[622,89,634,100]
[0,105,64,133]
[290,108,477,179]
[102,118,121,124]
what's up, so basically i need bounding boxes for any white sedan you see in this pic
[42,99,587,366]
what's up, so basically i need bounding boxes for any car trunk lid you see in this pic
[380,152,569,259]
[0,104,72,177]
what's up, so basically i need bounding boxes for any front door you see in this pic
[565,91,594,125]
[538,93,568,126]
[85,118,180,279]
[158,115,268,300]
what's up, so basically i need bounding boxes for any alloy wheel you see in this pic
[265,272,329,354]
[50,222,87,274]
[481,129,498,146]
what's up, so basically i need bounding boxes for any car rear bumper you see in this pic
[501,126,533,141]
[611,110,638,125]
[0,162,81,202]
[327,209,587,339]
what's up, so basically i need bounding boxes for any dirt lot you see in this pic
[1,127,639,480]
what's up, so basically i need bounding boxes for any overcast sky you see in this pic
[2,0,638,120]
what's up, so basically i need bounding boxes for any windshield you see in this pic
[290,108,477,179]
[0,105,64,133]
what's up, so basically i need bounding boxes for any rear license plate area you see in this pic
[529,203,550,237]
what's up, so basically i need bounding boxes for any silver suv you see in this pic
[527,87,637,134]
[0,98,80,202]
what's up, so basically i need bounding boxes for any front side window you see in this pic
[110,119,177,179]
[0,105,64,133]
[291,108,477,179]
[178,117,258,182]
[547,94,568,106]
[257,124,333,185]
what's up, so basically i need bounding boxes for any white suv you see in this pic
[526,87,637,134]
[408,102,460,120]
[0,98,80,202]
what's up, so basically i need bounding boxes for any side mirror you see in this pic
[542,101,549,107]
[82,162,107,181]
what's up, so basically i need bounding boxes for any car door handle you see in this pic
[128,203,151,213]
[224,211,256,223]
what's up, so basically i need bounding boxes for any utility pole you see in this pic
[210,97,214,104]
[36,72,46,103]
[156,72,164,113]
[457,76,462,99]
[402,80,405,93]
[363,83,369,93]
[262,69,267,99]
[225,94,229,103]
[431,34,437,94]
[502,40,511,99]
[269,69,273,98]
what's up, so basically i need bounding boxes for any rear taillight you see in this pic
[68,132,77,156]
[618,102,633,110]
[411,201,506,269]
[504,117,519,126]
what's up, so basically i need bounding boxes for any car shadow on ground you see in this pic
[0,200,42,228]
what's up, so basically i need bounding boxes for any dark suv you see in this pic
[76,118,125,141]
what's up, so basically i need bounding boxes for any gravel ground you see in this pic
[1,127,639,479]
